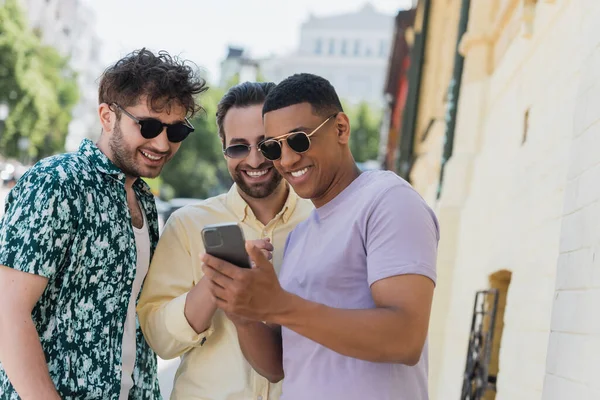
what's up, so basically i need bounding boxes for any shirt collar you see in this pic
[78,139,153,196]
[225,182,299,225]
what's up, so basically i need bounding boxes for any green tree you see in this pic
[159,88,232,199]
[0,0,79,160]
[345,101,382,162]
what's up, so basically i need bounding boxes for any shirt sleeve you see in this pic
[366,184,439,287]
[137,212,215,360]
[0,170,79,279]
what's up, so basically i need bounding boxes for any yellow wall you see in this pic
[409,0,599,398]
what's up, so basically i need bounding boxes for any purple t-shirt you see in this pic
[279,170,439,400]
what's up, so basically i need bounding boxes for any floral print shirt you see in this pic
[0,139,161,399]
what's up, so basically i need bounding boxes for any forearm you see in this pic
[235,321,283,383]
[0,312,60,399]
[272,293,424,365]
[184,277,218,334]
[139,277,217,360]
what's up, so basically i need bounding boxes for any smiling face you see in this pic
[99,98,185,179]
[222,104,283,199]
[263,102,351,206]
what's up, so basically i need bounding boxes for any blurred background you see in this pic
[2,0,599,399]
[0,0,403,220]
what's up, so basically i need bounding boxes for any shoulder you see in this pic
[361,171,428,209]
[13,153,90,203]
[164,193,231,232]
[365,171,439,237]
[22,152,90,188]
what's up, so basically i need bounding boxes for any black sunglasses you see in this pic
[112,103,194,143]
[257,114,337,161]
[223,143,259,159]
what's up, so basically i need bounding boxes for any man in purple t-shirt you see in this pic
[202,73,439,400]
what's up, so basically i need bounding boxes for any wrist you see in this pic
[232,318,260,331]
[268,290,302,326]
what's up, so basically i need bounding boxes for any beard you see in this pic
[232,162,283,199]
[109,122,170,179]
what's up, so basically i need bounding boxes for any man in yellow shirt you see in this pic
[137,81,313,400]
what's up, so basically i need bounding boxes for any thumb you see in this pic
[245,241,270,269]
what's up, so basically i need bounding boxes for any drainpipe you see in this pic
[437,0,472,199]
[396,0,431,181]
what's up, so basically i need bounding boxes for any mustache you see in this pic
[236,162,275,172]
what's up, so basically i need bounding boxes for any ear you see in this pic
[220,137,227,160]
[335,112,351,145]
[98,103,116,134]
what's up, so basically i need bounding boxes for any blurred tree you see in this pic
[344,101,382,163]
[159,88,232,199]
[255,70,267,83]
[0,0,79,160]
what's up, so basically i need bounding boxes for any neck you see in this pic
[96,136,138,191]
[313,157,361,209]
[239,181,289,226]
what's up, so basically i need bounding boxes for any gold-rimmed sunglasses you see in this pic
[256,113,338,161]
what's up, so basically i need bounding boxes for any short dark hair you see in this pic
[98,48,208,117]
[262,73,343,117]
[216,81,276,143]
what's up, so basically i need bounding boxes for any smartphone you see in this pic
[201,222,252,269]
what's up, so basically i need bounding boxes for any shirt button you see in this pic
[127,280,132,285]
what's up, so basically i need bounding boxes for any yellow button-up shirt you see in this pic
[138,184,313,400]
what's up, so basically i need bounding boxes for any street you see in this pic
[157,357,179,398]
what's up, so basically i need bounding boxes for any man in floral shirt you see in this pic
[0,48,207,399]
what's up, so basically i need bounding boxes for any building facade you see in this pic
[383,0,600,399]
[260,3,394,105]
[378,8,416,170]
[219,46,260,89]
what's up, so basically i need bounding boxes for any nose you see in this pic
[245,145,266,168]
[278,140,301,170]
[151,127,171,153]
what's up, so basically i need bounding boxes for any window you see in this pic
[379,40,387,57]
[340,40,348,56]
[314,38,322,55]
[328,39,335,55]
[353,39,361,56]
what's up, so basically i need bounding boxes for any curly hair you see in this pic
[216,81,276,144]
[262,73,343,117]
[98,48,208,117]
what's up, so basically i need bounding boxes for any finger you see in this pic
[208,280,229,303]
[202,265,232,289]
[260,249,273,261]
[202,253,242,279]
[245,241,271,269]
[253,239,274,252]
[215,297,230,312]
[200,258,227,285]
